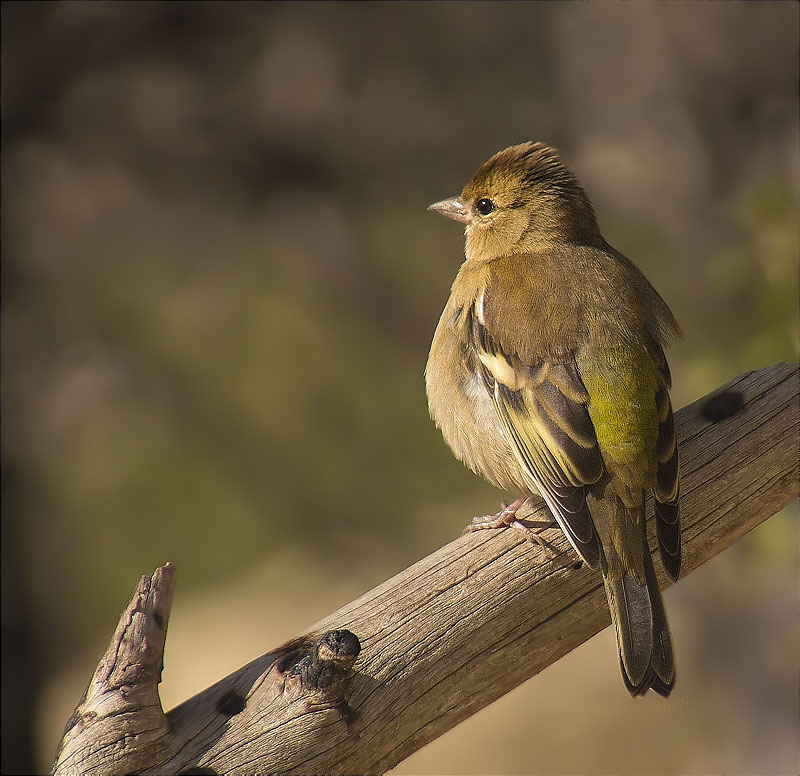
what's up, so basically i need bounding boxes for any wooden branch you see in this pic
[52,362,799,776]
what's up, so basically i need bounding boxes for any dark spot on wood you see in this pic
[216,691,245,717]
[700,390,745,422]
[179,768,219,775]
[152,610,164,629]
[572,560,583,570]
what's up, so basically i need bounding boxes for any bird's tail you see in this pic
[597,497,675,697]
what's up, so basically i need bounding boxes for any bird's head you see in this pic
[429,142,601,262]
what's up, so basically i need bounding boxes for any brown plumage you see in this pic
[425,142,681,696]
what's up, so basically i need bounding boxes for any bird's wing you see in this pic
[468,288,604,567]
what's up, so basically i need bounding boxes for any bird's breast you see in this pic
[425,301,529,494]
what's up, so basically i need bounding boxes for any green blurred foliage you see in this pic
[1,2,797,774]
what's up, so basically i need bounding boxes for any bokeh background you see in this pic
[2,2,798,774]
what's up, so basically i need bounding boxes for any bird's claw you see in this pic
[464,497,551,551]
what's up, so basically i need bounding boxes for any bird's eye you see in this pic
[475,197,495,216]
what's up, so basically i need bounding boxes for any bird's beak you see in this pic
[428,197,470,224]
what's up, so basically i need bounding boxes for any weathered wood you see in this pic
[51,362,799,776]
[52,563,177,774]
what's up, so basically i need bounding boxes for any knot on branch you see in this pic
[278,629,361,720]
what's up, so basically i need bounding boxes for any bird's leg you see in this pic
[464,497,551,550]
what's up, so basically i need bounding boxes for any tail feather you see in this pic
[599,498,676,697]
[642,529,676,693]
[603,561,653,693]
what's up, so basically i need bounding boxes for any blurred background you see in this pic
[2,2,798,774]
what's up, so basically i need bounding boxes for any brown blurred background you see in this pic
[2,2,798,774]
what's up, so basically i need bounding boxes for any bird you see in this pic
[425,142,681,697]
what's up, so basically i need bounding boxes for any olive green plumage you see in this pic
[425,142,681,696]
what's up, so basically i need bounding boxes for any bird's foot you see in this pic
[464,498,551,551]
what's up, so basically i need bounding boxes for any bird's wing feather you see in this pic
[649,340,681,580]
[469,290,604,567]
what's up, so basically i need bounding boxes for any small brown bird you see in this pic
[425,142,681,696]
